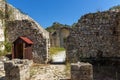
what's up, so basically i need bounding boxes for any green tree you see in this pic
[46,22,73,33]
[71,23,77,28]
[109,5,120,11]
[46,22,65,32]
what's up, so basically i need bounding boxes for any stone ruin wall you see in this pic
[71,62,93,80]
[0,0,50,63]
[3,59,93,80]
[66,11,120,63]
[6,20,49,63]
[4,59,32,80]
[50,27,70,47]
[0,0,5,51]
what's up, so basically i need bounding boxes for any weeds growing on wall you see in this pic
[0,2,12,56]
[0,41,12,56]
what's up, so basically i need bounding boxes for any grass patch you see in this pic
[49,47,65,56]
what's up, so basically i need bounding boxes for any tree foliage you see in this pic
[71,23,77,28]
[109,5,120,11]
[46,22,70,33]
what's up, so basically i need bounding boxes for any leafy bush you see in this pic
[4,41,12,52]
[0,41,12,56]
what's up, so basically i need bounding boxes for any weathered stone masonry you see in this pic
[71,62,93,80]
[6,20,49,63]
[4,59,32,80]
[0,0,5,51]
[66,11,120,63]
[0,0,50,63]
[50,27,71,47]
[4,59,93,80]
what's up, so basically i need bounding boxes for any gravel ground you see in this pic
[30,64,71,80]
[0,55,70,80]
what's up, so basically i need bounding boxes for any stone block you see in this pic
[71,62,93,80]
[4,59,32,80]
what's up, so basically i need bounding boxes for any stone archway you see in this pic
[49,27,71,63]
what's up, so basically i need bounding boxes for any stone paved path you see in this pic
[0,56,70,80]
[30,64,71,80]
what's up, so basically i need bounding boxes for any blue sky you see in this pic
[7,0,120,28]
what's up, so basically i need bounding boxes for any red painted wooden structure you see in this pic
[12,37,33,60]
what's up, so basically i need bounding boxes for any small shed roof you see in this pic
[19,37,33,44]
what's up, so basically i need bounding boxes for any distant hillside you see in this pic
[109,5,120,12]
[46,22,70,33]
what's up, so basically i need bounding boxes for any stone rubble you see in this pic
[0,58,94,80]
[30,64,71,80]
[4,59,33,80]
[0,61,5,80]
[0,56,9,80]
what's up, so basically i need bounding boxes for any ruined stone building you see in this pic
[0,23,5,51]
[0,0,5,51]
[50,27,71,47]
[0,0,50,63]
[66,10,120,63]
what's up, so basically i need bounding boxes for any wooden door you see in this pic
[15,43,23,59]
[24,47,33,60]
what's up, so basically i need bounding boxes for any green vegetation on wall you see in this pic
[0,10,4,19]
[4,41,12,52]
[0,41,12,56]
[0,1,12,56]
[0,21,12,56]
[3,20,12,56]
